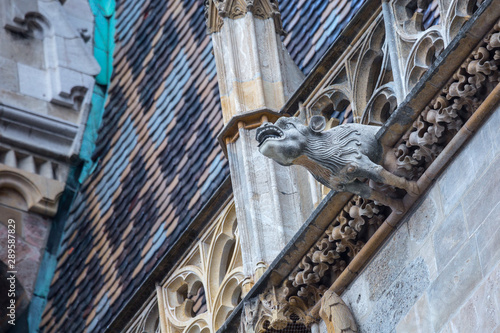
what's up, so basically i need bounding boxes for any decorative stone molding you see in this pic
[208,1,499,332]
[204,0,284,34]
[3,0,44,37]
[0,163,65,216]
[386,0,483,97]
[0,104,79,160]
[1,0,99,217]
[256,116,419,211]
[0,146,66,181]
[319,290,357,333]
[124,297,161,333]
[4,11,49,38]
[285,196,388,308]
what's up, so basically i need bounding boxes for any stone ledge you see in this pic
[0,103,78,160]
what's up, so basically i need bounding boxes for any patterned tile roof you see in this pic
[40,0,365,332]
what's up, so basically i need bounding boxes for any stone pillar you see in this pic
[205,0,318,286]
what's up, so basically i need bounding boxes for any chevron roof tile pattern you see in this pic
[40,0,364,332]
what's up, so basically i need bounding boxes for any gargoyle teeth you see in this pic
[255,125,284,146]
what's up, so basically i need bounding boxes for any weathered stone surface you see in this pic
[363,225,410,301]
[18,63,50,101]
[475,202,500,276]
[343,273,374,320]
[437,145,477,216]
[228,127,315,276]
[0,57,20,92]
[22,212,50,249]
[447,261,500,333]
[484,105,500,154]
[407,185,442,245]
[463,118,497,177]
[396,293,432,333]
[361,257,430,333]
[0,90,49,116]
[432,205,467,271]
[0,29,45,69]
[462,156,500,236]
[428,240,482,332]
[415,236,438,282]
[318,320,328,333]
[0,205,22,234]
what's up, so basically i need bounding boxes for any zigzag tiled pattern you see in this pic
[40,0,366,332]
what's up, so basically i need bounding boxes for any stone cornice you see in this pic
[0,104,79,160]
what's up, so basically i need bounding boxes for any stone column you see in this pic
[205,0,318,288]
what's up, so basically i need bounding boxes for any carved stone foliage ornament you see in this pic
[239,287,314,333]
[284,196,389,309]
[395,19,500,179]
[204,0,283,34]
[256,116,419,211]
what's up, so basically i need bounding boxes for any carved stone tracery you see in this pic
[146,202,244,333]
[306,16,394,127]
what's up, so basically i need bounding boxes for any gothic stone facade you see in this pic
[120,0,500,333]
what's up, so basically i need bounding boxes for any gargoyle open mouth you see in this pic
[256,125,284,147]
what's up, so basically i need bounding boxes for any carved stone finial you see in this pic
[319,290,358,333]
[204,0,284,34]
[256,116,420,211]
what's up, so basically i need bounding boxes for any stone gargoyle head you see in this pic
[256,116,327,166]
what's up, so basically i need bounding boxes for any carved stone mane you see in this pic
[303,126,362,175]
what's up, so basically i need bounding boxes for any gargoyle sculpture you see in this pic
[256,116,419,211]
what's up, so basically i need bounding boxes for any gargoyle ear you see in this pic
[309,115,326,133]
